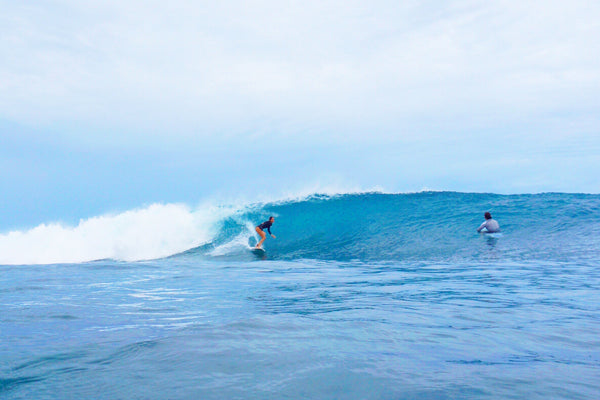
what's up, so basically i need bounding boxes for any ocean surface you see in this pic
[1,192,599,399]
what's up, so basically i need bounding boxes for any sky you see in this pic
[1,0,599,229]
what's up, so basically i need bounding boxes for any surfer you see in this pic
[255,217,276,249]
[477,212,500,233]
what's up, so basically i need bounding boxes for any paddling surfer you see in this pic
[477,212,500,233]
[255,217,276,249]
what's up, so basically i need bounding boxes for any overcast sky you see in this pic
[1,0,599,228]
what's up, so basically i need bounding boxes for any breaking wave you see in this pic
[1,192,599,265]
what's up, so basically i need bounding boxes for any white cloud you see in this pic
[0,0,598,149]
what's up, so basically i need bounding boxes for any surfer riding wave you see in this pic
[255,217,276,249]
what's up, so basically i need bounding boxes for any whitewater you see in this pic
[2,192,599,399]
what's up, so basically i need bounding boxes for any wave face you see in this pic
[190,192,600,264]
[2,192,599,265]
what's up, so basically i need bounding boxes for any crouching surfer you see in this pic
[255,216,276,249]
[477,212,500,233]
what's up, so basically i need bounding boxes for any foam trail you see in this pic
[208,233,251,256]
[208,219,259,256]
[0,203,233,265]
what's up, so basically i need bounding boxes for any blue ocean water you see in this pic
[1,192,599,399]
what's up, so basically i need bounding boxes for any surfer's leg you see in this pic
[255,227,266,248]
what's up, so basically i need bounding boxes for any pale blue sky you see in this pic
[1,0,599,228]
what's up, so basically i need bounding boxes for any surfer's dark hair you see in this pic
[269,216,274,220]
[484,212,492,219]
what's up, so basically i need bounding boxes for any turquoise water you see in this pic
[1,192,600,399]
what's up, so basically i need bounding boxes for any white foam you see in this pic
[0,203,235,265]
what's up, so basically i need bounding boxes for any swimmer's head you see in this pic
[269,216,274,222]
[484,212,492,220]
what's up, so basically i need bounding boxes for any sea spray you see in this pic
[0,203,234,264]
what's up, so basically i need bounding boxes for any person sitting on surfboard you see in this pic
[477,212,500,233]
[255,217,276,248]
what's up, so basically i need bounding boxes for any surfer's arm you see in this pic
[477,222,486,232]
